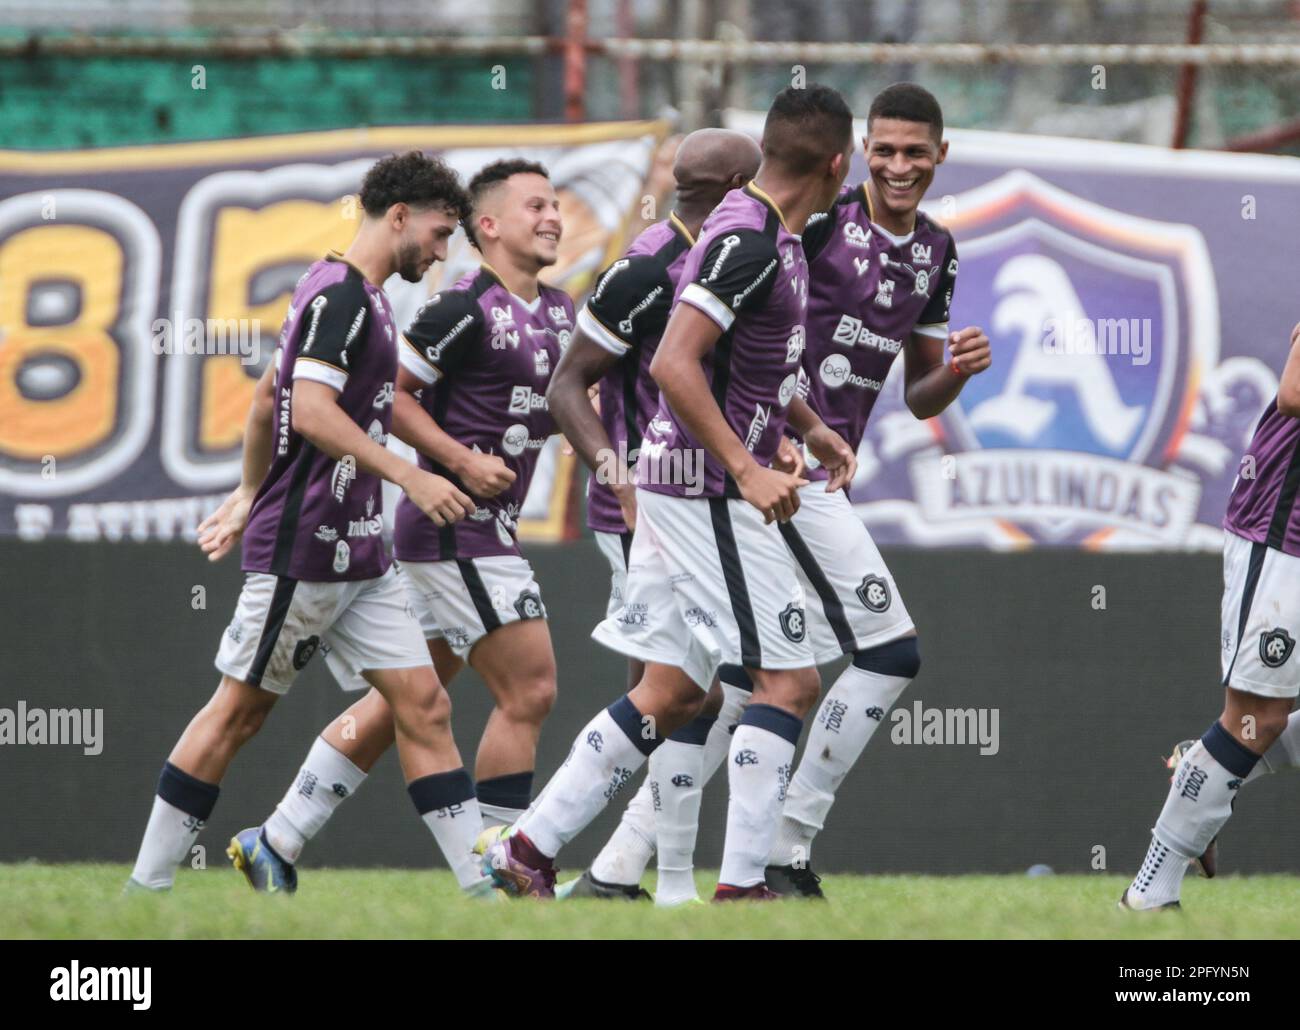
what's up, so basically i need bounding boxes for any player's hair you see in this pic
[868,82,944,140]
[760,84,854,176]
[463,158,552,250]
[358,151,469,220]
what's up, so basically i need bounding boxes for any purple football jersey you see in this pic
[578,214,694,533]
[797,183,957,482]
[243,255,397,582]
[1223,398,1300,557]
[395,265,575,560]
[637,184,808,499]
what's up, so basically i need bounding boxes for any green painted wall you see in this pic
[0,55,534,149]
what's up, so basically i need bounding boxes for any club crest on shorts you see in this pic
[292,635,321,670]
[779,602,806,642]
[1259,627,1295,668]
[856,574,892,613]
[514,589,545,620]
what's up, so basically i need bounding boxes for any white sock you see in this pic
[130,797,206,890]
[719,704,802,889]
[517,696,655,859]
[129,762,219,890]
[263,737,368,863]
[589,777,655,886]
[1243,710,1300,784]
[1127,723,1259,908]
[701,681,751,784]
[476,771,533,830]
[480,804,527,831]
[408,768,487,890]
[769,659,911,866]
[651,721,712,904]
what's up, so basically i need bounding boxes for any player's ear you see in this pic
[936,138,949,166]
[388,202,410,230]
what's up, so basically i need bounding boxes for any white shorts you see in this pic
[215,566,430,695]
[782,484,915,663]
[591,489,816,690]
[400,555,547,659]
[593,530,634,620]
[1221,532,1300,699]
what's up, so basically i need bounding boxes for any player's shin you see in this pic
[651,714,715,905]
[262,736,368,864]
[1127,722,1259,909]
[719,705,803,889]
[769,639,917,866]
[516,696,661,858]
[408,768,487,890]
[128,762,219,890]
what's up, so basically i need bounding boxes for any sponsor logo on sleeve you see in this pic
[618,285,664,335]
[732,258,778,309]
[707,235,742,282]
[301,294,328,352]
[592,259,629,302]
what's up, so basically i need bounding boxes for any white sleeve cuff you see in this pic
[293,357,347,391]
[577,305,630,356]
[399,337,441,384]
[913,322,949,341]
[680,282,735,332]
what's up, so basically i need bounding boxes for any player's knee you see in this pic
[391,670,453,735]
[500,672,557,725]
[852,635,921,679]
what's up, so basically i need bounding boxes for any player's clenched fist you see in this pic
[803,423,857,493]
[737,463,807,524]
[948,325,991,376]
[406,470,476,527]
[457,450,516,498]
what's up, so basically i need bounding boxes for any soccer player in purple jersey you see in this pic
[1122,321,1300,911]
[556,83,993,902]
[227,160,575,883]
[127,152,492,895]
[483,85,860,900]
[545,128,764,902]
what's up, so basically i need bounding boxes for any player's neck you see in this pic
[671,205,709,240]
[864,180,918,237]
[482,252,541,303]
[749,172,824,236]
[340,228,396,287]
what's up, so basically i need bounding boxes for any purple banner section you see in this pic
[0,123,667,542]
[729,115,1299,550]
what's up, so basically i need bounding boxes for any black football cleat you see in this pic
[764,863,826,899]
[555,869,651,901]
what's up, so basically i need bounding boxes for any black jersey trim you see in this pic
[269,439,318,577]
[1223,540,1268,686]
[457,558,504,634]
[246,575,299,687]
[1266,413,1300,550]
[778,520,857,654]
[709,498,761,667]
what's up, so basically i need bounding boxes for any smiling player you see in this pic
[227,160,575,889]
[127,152,487,895]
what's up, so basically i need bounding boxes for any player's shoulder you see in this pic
[915,210,957,252]
[539,281,576,316]
[299,257,369,307]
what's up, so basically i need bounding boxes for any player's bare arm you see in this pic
[787,395,857,493]
[547,330,636,527]
[391,364,513,499]
[902,326,990,420]
[650,302,806,523]
[1277,320,1300,416]
[292,377,473,526]
[197,361,276,562]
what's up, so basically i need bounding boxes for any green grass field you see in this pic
[4,864,1300,938]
